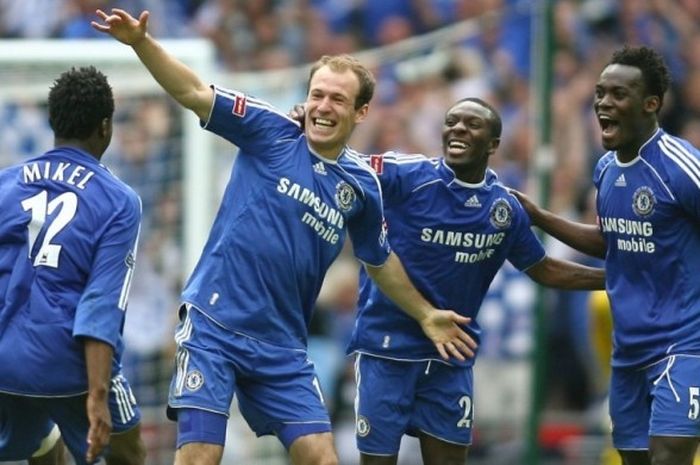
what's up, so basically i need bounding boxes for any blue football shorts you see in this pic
[610,354,700,450]
[167,304,332,449]
[354,353,473,456]
[0,373,140,464]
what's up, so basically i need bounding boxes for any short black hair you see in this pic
[48,66,114,140]
[450,97,502,138]
[609,46,671,109]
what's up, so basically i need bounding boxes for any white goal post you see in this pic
[0,39,216,274]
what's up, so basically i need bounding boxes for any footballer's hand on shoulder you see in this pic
[288,103,306,128]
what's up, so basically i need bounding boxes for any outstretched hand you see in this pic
[419,310,476,361]
[91,8,149,46]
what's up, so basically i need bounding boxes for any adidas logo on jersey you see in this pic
[465,195,481,208]
[313,161,327,175]
[615,174,626,187]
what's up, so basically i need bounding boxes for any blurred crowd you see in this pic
[2,0,700,463]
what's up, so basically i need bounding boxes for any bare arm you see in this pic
[83,338,113,464]
[365,252,476,361]
[510,189,607,259]
[92,9,214,121]
[525,256,605,290]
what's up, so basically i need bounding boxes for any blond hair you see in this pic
[307,55,375,109]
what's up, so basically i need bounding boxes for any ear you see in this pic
[99,117,111,138]
[488,137,501,156]
[354,104,369,124]
[644,95,660,114]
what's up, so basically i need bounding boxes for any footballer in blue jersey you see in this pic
[514,47,700,465]
[337,99,605,464]
[0,67,145,465]
[94,9,476,465]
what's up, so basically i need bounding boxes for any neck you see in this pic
[54,138,101,160]
[450,164,487,184]
[308,142,344,160]
[617,123,658,162]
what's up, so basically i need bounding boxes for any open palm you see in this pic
[91,8,149,46]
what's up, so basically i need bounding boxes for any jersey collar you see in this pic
[305,138,343,165]
[439,158,496,188]
[46,146,104,168]
[615,127,662,167]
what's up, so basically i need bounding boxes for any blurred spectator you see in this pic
[0,0,68,37]
[0,102,53,164]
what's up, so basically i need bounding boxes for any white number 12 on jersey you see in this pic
[22,190,78,268]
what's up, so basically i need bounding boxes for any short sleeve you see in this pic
[73,194,142,349]
[505,195,547,271]
[347,172,391,267]
[658,135,700,220]
[360,152,432,207]
[201,85,302,155]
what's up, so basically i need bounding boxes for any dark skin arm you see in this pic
[510,189,607,259]
[525,256,605,290]
[84,338,113,463]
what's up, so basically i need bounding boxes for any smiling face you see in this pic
[594,64,659,161]
[442,100,500,183]
[304,65,368,159]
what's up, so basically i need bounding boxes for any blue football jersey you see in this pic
[593,128,700,368]
[348,152,546,365]
[181,86,390,349]
[0,147,142,396]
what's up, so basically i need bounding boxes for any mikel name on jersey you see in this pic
[23,161,96,189]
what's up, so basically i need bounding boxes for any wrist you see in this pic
[131,32,150,48]
[88,384,109,399]
[415,304,433,323]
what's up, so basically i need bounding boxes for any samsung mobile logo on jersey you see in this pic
[421,229,504,264]
[277,177,346,244]
[421,229,505,248]
[599,216,655,254]
[599,217,653,236]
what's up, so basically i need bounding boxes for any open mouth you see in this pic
[446,140,469,154]
[312,117,336,129]
[598,115,619,138]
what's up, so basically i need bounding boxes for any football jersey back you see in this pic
[0,147,141,395]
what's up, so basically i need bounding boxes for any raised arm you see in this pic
[510,189,607,259]
[525,256,605,290]
[92,9,213,121]
[365,252,477,361]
